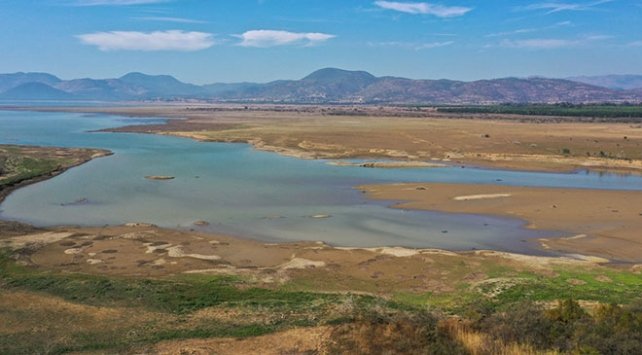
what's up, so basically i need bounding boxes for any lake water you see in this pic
[2,110,642,254]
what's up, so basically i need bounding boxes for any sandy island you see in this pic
[360,183,642,262]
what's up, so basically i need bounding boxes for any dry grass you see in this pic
[441,319,559,355]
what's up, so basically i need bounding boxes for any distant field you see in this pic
[437,104,642,119]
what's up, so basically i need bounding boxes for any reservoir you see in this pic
[2,110,642,253]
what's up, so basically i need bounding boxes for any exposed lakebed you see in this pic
[2,110,642,253]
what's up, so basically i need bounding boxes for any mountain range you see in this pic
[1,68,642,104]
[566,75,642,91]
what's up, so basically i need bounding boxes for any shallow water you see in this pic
[2,110,642,253]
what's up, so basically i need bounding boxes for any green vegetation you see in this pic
[0,145,100,195]
[0,251,365,353]
[437,103,642,120]
[0,145,107,203]
[0,154,61,187]
[0,251,348,315]
[474,299,642,354]
[494,269,642,305]
[1,250,642,353]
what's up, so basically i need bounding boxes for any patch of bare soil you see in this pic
[149,326,332,355]
[3,223,605,300]
[361,182,642,262]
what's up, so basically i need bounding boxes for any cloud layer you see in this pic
[522,0,613,14]
[374,1,472,17]
[237,30,335,47]
[499,35,610,49]
[77,30,215,51]
[134,16,207,24]
[368,41,454,50]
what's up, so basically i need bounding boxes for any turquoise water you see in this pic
[2,110,642,253]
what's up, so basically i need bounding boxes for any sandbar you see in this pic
[360,182,642,262]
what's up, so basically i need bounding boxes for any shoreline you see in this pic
[360,182,642,263]
[1,223,620,282]
[0,145,112,204]
[1,107,641,263]
[0,145,112,236]
[4,104,642,175]
[0,152,622,265]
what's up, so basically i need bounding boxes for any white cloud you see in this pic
[628,40,642,47]
[500,38,574,49]
[522,0,613,14]
[485,21,572,38]
[74,0,169,5]
[499,35,610,49]
[368,41,454,50]
[374,1,472,17]
[486,28,539,38]
[77,30,215,51]
[584,35,612,41]
[237,30,335,47]
[134,16,207,24]
[415,41,454,49]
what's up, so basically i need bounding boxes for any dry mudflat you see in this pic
[361,183,642,262]
[23,104,642,173]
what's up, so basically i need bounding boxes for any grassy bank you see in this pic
[0,145,110,202]
[0,250,380,353]
[2,248,641,353]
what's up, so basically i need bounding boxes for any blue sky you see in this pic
[1,0,641,83]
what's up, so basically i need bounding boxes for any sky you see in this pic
[0,0,641,84]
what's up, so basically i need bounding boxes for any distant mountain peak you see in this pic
[118,72,202,97]
[567,74,642,90]
[0,82,72,100]
[302,68,376,82]
[0,72,62,92]
[120,72,181,83]
[1,69,642,103]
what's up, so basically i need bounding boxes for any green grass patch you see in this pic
[0,156,61,187]
[0,251,355,353]
[494,268,642,305]
[0,260,341,315]
[391,266,641,313]
[437,104,642,119]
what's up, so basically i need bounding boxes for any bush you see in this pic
[473,299,642,354]
[478,301,554,349]
[327,310,465,354]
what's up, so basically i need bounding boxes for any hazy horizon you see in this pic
[2,1,641,84]
[5,67,642,86]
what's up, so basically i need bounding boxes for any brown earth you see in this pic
[360,183,642,262]
[2,107,641,262]
[2,224,620,293]
[150,326,333,355]
[2,223,636,354]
